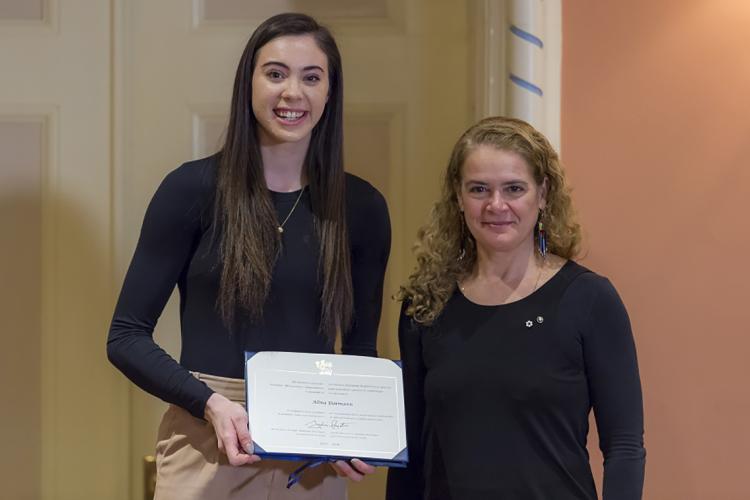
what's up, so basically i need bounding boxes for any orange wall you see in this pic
[562,1,750,499]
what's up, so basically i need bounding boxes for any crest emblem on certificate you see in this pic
[315,359,333,375]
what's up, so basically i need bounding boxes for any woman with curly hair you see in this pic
[386,116,645,499]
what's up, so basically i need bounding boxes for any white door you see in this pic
[0,1,126,499]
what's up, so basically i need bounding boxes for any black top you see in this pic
[107,156,391,418]
[387,261,645,500]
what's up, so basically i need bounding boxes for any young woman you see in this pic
[107,13,390,499]
[386,117,645,499]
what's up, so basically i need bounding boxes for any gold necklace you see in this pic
[460,260,545,297]
[277,186,306,233]
[531,261,544,292]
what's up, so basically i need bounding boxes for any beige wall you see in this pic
[562,2,750,499]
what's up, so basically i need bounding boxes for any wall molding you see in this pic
[343,102,405,358]
[0,0,58,35]
[0,103,59,500]
[190,0,405,35]
[471,0,561,151]
[111,1,134,498]
[188,102,228,159]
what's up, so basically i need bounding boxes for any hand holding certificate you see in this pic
[244,351,408,470]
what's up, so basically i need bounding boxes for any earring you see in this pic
[458,217,467,261]
[537,209,548,259]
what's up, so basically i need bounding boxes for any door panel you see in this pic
[0,1,124,499]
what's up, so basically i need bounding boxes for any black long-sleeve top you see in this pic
[107,156,391,418]
[387,261,645,500]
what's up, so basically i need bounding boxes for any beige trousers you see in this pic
[154,372,347,500]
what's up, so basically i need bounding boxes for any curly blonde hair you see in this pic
[399,116,582,324]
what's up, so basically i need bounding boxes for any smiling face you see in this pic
[458,145,547,256]
[251,34,329,146]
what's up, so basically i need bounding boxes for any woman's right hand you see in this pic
[204,392,262,466]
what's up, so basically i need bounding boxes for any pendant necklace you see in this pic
[460,261,544,296]
[277,186,306,234]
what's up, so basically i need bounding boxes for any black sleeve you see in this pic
[106,165,214,418]
[582,276,646,500]
[386,303,426,499]
[342,182,391,357]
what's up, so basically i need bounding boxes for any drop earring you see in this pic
[458,214,467,261]
[537,209,548,259]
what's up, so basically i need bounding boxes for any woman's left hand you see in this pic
[330,458,377,482]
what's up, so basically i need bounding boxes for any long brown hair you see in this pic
[399,116,582,324]
[214,13,352,340]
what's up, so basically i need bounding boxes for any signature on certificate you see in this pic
[306,419,350,430]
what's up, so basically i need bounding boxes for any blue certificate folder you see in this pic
[244,351,408,468]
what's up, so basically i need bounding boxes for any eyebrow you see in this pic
[261,61,326,72]
[464,179,529,186]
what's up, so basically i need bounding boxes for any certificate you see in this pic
[244,351,408,467]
